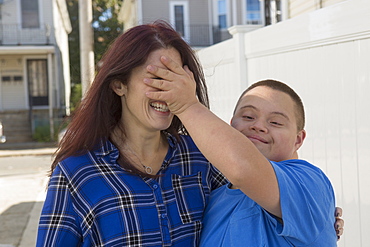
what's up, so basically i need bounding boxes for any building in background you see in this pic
[0,0,71,143]
[118,0,344,47]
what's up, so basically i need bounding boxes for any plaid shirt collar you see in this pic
[93,132,178,170]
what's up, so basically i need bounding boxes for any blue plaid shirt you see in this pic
[36,134,227,247]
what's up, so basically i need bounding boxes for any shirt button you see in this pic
[153,184,158,189]
[161,214,167,218]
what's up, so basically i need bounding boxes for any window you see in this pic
[21,0,40,28]
[1,76,11,82]
[14,76,23,82]
[218,0,227,29]
[170,1,189,41]
[246,0,261,24]
[174,5,185,37]
[27,59,48,106]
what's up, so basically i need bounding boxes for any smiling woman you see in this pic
[35,20,227,247]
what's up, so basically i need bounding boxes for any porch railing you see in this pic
[0,23,51,45]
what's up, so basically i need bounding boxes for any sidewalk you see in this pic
[0,142,57,247]
[0,142,57,158]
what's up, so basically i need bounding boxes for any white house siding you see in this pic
[42,0,56,44]
[289,0,346,18]
[322,0,345,7]
[188,0,209,25]
[118,0,137,29]
[0,56,26,110]
[1,0,18,24]
[289,0,317,17]
[197,0,370,246]
[141,0,171,23]
[0,0,18,44]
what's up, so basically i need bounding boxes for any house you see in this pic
[118,0,344,47]
[0,0,72,143]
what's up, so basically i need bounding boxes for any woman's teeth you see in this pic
[150,102,169,112]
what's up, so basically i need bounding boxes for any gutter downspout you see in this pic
[48,53,54,141]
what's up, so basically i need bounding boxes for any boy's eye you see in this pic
[242,115,254,120]
[270,121,282,126]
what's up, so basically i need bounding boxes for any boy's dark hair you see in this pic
[234,79,305,131]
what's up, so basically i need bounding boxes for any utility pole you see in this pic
[79,0,95,96]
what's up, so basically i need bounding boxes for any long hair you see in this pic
[51,20,209,173]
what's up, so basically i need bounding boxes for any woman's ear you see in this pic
[110,80,126,96]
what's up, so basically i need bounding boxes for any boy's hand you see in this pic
[144,56,199,115]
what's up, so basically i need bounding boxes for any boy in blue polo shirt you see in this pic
[145,57,338,246]
[198,80,337,246]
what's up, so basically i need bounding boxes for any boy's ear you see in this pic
[230,116,236,127]
[295,129,306,151]
[111,80,127,96]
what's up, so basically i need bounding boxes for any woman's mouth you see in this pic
[150,102,169,113]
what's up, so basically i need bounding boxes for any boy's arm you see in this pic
[145,56,281,217]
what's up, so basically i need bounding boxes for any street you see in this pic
[0,155,52,247]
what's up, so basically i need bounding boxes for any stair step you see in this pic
[0,111,34,143]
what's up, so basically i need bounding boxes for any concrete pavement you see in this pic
[0,142,57,158]
[0,143,56,247]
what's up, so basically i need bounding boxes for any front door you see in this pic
[27,59,48,107]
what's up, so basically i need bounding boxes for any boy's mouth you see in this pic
[248,135,268,144]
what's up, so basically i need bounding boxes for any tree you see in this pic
[66,0,123,111]
[93,0,123,62]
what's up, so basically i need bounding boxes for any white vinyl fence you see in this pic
[197,0,370,246]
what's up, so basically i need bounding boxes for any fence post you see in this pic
[228,25,249,92]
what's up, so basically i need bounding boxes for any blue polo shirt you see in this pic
[200,159,337,246]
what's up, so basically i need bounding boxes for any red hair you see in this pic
[51,20,208,173]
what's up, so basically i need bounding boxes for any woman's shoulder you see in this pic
[56,151,96,176]
[170,133,195,145]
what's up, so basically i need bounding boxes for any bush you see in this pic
[32,119,69,142]
[33,125,52,142]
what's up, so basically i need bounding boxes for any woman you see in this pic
[36,21,227,247]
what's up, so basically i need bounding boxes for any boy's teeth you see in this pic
[150,102,169,112]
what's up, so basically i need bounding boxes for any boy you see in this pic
[145,57,338,246]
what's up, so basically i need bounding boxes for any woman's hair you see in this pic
[51,20,209,173]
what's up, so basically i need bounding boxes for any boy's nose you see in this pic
[250,121,267,133]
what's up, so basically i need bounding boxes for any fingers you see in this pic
[335,217,344,227]
[184,65,195,81]
[335,207,342,217]
[144,77,168,91]
[145,90,168,102]
[144,55,198,116]
[336,224,344,241]
[160,55,184,75]
[146,56,185,82]
[334,207,344,241]
[145,56,195,94]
